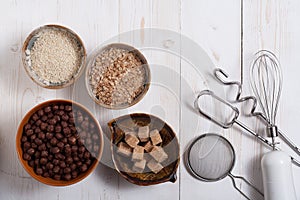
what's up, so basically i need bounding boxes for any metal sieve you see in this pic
[186,133,263,200]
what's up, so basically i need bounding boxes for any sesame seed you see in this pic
[28,28,83,85]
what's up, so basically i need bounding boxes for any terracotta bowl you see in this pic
[85,43,151,109]
[16,99,103,186]
[108,113,180,186]
[22,24,86,89]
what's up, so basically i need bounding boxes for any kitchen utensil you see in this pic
[194,89,300,166]
[250,50,282,147]
[250,50,297,200]
[186,133,263,200]
[214,67,300,157]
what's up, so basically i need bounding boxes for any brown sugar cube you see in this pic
[132,159,146,173]
[125,131,137,136]
[122,162,134,173]
[144,153,152,163]
[117,142,132,157]
[150,129,162,145]
[149,146,168,163]
[138,126,149,142]
[132,145,144,161]
[143,141,153,152]
[147,159,164,174]
[125,133,140,148]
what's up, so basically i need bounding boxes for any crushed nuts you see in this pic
[89,46,148,107]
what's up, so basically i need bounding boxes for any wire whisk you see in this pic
[213,66,300,156]
[250,50,282,148]
[194,50,300,166]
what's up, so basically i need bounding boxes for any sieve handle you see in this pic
[228,173,264,200]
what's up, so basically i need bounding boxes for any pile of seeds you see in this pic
[21,103,101,181]
[25,28,83,85]
[89,47,147,107]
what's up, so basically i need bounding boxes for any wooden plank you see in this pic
[243,0,300,199]
[180,0,250,199]
[2,0,299,199]
[0,0,119,200]
[0,0,58,199]
[117,0,181,199]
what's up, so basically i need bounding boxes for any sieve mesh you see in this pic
[187,134,235,181]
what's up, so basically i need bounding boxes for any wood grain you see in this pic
[180,1,251,199]
[1,0,300,199]
[243,0,300,199]
[117,1,181,200]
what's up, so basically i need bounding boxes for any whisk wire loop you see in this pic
[250,50,282,127]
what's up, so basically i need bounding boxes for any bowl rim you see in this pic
[108,113,180,186]
[85,43,151,110]
[16,99,104,186]
[22,24,87,89]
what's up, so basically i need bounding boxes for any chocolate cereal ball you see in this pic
[21,102,101,181]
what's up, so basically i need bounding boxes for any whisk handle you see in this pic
[261,151,297,200]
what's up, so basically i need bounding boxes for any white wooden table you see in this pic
[1,0,300,199]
